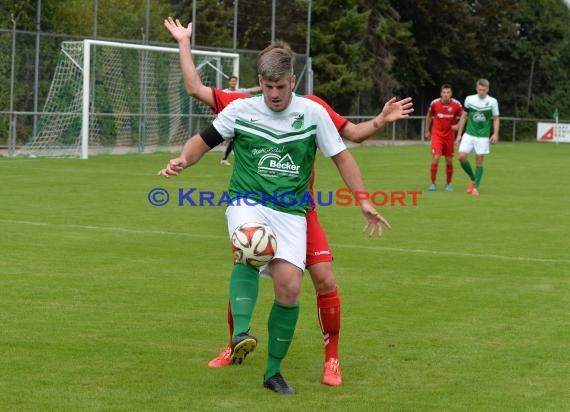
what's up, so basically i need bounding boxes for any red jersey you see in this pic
[428,98,463,140]
[210,88,348,211]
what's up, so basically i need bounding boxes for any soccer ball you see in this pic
[231,222,277,267]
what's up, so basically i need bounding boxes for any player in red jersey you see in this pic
[164,17,413,386]
[424,84,463,192]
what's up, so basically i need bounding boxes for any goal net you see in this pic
[19,40,239,158]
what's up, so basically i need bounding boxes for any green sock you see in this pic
[460,161,476,181]
[475,166,484,188]
[229,263,259,338]
[264,300,300,380]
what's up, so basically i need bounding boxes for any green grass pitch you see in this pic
[1,143,569,411]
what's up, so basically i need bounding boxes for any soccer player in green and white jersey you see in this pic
[158,42,389,394]
[455,78,500,196]
[164,17,412,387]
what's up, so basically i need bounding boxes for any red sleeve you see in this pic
[211,89,250,114]
[305,94,349,133]
[456,101,464,116]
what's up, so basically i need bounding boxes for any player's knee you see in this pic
[308,263,337,294]
[314,276,336,294]
[275,282,301,305]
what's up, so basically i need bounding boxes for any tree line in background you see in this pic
[312,0,570,118]
[1,0,569,143]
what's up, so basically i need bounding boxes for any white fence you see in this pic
[0,112,564,156]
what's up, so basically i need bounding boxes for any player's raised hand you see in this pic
[360,201,392,237]
[164,17,192,43]
[380,97,414,124]
[157,157,187,177]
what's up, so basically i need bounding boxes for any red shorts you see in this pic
[431,137,454,157]
[306,208,333,266]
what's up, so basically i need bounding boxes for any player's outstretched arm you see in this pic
[164,17,214,108]
[157,133,211,177]
[331,149,391,237]
[341,97,414,143]
[379,97,414,124]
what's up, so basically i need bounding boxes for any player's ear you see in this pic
[290,74,296,88]
[258,74,263,87]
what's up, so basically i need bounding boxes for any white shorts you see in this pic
[226,204,307,271]
[458,133,490,155]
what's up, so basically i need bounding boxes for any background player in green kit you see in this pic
[455,78,500,196]
[158,42,389,394]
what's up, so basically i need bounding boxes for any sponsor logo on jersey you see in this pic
[251,147,283,156]
[291,113,304,129]
[473,112,486,122]
[257,153,300,176]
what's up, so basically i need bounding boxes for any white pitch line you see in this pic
[329,242,570,264]
[2,218,569,265]
[0,219,224,240]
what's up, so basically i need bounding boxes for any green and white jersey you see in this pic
[464,94,500,138]
[212,93,346,216]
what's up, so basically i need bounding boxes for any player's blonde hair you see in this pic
[476,78,490,88]
[257,40,295,81]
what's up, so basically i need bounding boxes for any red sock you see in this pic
[227,299,234,347]
[430,163,438,184]
[317,288,341,361]
[446,164,453,184]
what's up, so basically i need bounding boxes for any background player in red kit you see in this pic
[424,84,463,192]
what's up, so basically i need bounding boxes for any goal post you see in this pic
[20,40,240,158]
